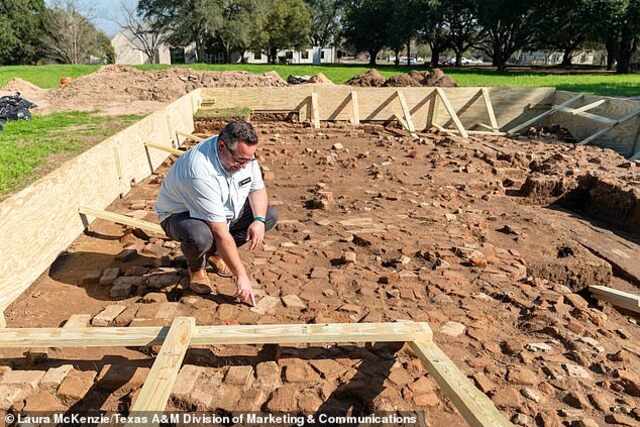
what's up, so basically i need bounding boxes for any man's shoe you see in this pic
[189,268,214,294]
[208,255,233,278]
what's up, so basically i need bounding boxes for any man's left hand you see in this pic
[247,220,266,251]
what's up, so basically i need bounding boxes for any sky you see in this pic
[46,0,134,38]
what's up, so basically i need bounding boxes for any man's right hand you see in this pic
[235,275,256,306]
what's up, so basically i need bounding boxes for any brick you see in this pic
[506,367,539,386]
[113,304,140,327]
[57,370,96,403]
[154,302,181,319]
[176,370,223,410]
[472,372,494,393]
[224,366,254,388]
[63,314,91,328]
[309,359,344,379]
[115,248,137,262]
[281,295,306,309]
[82,271,102,285]
[99,268,121,286]
[97,365,148,393]
[265,384,299,412]
[110,281,133,299]
[250,296,280,315]
[141,292,168,303]
[352,233,382,247]
[255,361,281,388]
[387,367,412,387]
[283,360,319,383]
[41,365,73,392]
[235,387,267,411]
[0,370,44,389]
[0,384,31,411]
[23,391,66,412]
[211,384,242,412]
[172,365,205,398]
[92,305,126,326]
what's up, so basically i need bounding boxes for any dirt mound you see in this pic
[44,67,288,114]
[1,78,43,93]
[308,73,333,84]
[345,69,386,87]
[347,68,456,87]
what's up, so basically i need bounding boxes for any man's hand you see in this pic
[234,275,256,306]
[246,220,266,251]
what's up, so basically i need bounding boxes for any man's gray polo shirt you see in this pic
[155,136,264,223]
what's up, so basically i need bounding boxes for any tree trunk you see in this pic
[561,47,573,66]
[617,37,633,74]
[368,49,378,65]
[406,38,411,65]
[430,48,440,68]
[605,38,618,71]
[454,48,462,67]
[394,48,400,66]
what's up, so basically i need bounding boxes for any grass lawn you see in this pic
[0,112,142,200]
[1,63,639,96]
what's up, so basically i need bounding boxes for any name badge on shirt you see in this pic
[239,177,251,187]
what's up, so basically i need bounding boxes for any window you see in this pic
[254,52,262,60]
[302,51,309,59]
[320,50,325,59]
[286,51,293,59]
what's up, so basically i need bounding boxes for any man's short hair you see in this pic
[219,120,258,150]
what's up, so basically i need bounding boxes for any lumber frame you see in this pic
[0,320,511,426]
[176,130,205,142]
[78,206,165,235]
[128,317,194,417]
[481,88,499,131]
[589,285,640,313]
[310,92,320,128]
[506,93,584,135]
[144,142,184,156]
[396,90,418,138]
[577,109,640,146]
[350,91,360,125]
[435,88,469,138]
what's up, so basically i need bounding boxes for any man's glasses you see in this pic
[223,143,255,166]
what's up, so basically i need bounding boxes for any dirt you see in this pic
[1,119,640,425]
[347,68,457,88]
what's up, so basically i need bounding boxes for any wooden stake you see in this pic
[436,88,469,138]
[426,90,439,129]
[410,337,512,427]
[78,207,165,235]
[396,90,418,138]
[144,142,184,156]
[127,317,194,417]
[481,88,499,130]
[350,91,360,125]
[507,93,583,135]
[176,131,205,142]
[112,146,126,197]
[311,92,320,128]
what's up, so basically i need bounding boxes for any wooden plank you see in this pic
[589,285,640,313]
[410,338,512,427]
[436,88,469,138]
[311,92,321,128]
[145,142,184,156]
[79,206,166,235]
[112,146,126,197]
[552,105,618,125]
[507,93,583,135]
[577,109,640,146]
[434,124,505,136]
[396,90,418,138]
[426,91,439,129]
[482,88,499,130]
[351,91,360,125]
[176,130,205,142]
[573,99,607,113]
[128,317,194,415]
[0,321,431,348]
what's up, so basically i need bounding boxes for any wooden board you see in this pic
[128,317,194,415]
[79,207,166,235]
[553,91,640,157]
[410,338,512,427]
[200,86,555,132]
[0,91,198,313]
[0,321,431,348]
[589,285,640,313]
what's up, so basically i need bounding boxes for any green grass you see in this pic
[0,111,141,199]
[2,63,640,96]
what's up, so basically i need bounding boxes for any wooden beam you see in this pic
[396,90,418,138]
[481,88,499,130]
[78,206,165,235]
[589,285,640,313]
[426,90,439,129]
[0,321,431,348]
[410,337,512,427]
[572,99,606,113]
[507,93,584,135]
[0,312,5,328]
[176,131,205,142]
[350,91,360,125]
[127,317,194,417]
[433,124,505,136]
[436,88,469,138]
[552,105,618,126]
[112,146,126,197]
[577,109,640,146]
[311,92,321,128]
[144,142,184,156]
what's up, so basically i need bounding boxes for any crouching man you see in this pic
[155,120,278,305]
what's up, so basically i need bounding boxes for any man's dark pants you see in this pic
[160,200,278,271]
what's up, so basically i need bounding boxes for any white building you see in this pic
[513,49,606,66]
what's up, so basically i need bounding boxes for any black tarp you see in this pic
[0,92,37,131]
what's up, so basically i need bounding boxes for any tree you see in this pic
[203,0,262,63]
[0,0,46,65]
[305,0,346,47]
[444,0,481,67]
[617,0,640,73]
[387,0,422,65]
[115,0,167,64]
[41,0,111,64]
[344,0,391,65]
[418,0,451,67]
[475,0,540,70]
[252,0,312,63]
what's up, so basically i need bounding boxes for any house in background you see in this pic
[513,50,606,66]
[111,30,197,65]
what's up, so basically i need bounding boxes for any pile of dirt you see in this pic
[44,65,288,114]
[0,77,44,94]
[346,68,457,87]
[308,72,333,84]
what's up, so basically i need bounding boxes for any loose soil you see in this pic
[347,68,457,88]
[1,120,639,426]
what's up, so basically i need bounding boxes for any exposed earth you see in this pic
[1,116,639,426]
